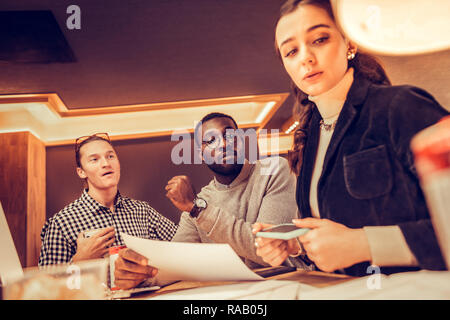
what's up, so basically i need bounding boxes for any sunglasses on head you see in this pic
[75,133,110,153]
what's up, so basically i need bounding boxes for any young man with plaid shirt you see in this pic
[39,133,177,268]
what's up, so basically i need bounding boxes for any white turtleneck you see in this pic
[308,68,354,218]
[307,68,418,267]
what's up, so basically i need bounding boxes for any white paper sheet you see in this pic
[298,270,450,300]
[149,280,312,300]
[122,233,263,282]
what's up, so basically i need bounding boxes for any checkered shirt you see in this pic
[39,189,178,266]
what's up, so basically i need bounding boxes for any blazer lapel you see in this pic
[297,73,372,217]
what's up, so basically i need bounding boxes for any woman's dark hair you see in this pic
[277,0,391,175]
[75,135,113,168]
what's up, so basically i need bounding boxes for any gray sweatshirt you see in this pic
[172,156,299,268]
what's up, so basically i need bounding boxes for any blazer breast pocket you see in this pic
[343,145,393,200]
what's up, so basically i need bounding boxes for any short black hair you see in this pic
[194,112,238,146]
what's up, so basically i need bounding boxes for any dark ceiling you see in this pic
[0,0,294,129]
[0,0,448,131]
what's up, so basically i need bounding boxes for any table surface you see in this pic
[133,268,354,299]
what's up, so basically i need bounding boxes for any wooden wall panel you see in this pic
[0,132,28,268]
[27,133,46,267]
[0,131,46,267]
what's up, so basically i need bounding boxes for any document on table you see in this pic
[149,280,311,300]
[298,270,450,300]
[122,233,263,282]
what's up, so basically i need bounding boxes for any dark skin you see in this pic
[197,117,244,184]
[114,117,244,289]
[114,248,158,290]
[165,117,244,211]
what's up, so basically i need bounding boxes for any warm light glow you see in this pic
[0,128,43,140]
[0,93,288,145]
[285,121,299,134]
[332,0,450,55]
[258,133,293,156]
[255,101,277,124]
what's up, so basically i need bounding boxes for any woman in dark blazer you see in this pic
[253,0,449,276]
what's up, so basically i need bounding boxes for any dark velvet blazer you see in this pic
[296,72,449,277]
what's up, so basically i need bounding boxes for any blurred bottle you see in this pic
[411,115,450,269]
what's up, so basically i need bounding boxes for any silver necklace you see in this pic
[319,119,337,131]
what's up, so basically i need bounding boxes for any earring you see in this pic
[347,50,356,60]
